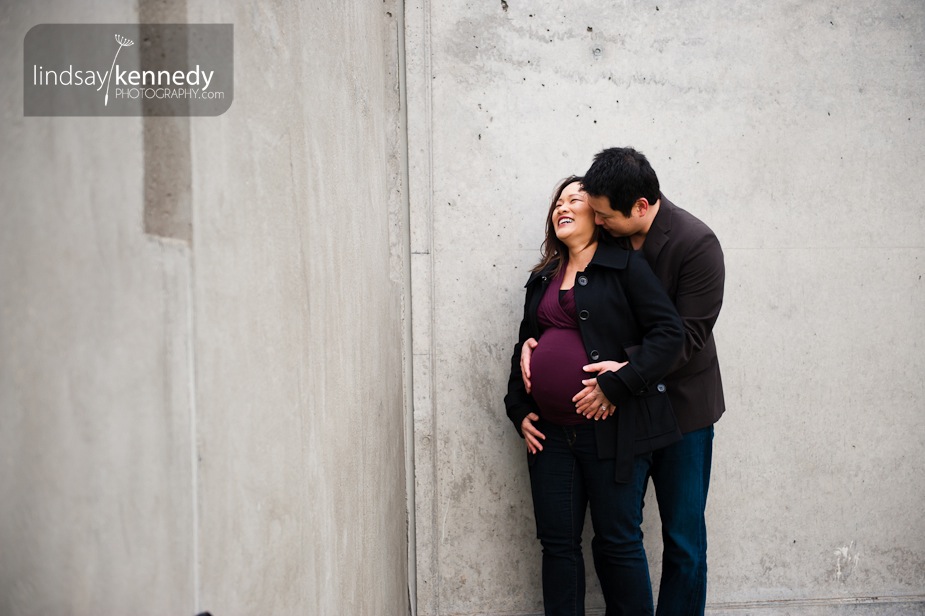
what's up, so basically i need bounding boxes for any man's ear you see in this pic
[633,198,650,217]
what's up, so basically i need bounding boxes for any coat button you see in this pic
[590,350,600,360]
[578,310,589,320]
[578,276,588,286]
[657,383,667,393]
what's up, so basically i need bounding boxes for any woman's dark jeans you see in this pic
[529,419,653,616]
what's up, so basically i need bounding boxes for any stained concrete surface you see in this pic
[187,2,410,613]
[406,1,925,614]
[0,0,195,611]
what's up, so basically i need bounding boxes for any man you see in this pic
[522,148,725,614]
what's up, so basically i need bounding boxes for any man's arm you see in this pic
[670,232,725,372]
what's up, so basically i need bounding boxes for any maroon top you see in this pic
[530,269,593,426]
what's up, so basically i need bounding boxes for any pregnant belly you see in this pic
[530,328,593,424]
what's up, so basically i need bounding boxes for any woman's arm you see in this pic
[504,286,541,437]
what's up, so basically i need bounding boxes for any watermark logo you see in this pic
[24,24,233,116]
[104,34,135,106]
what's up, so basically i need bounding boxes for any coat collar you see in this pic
[525,264,553,287]
[525,265,550,287]
[524,237,631,287]
[643,193,674,264]
[590,236,631,270]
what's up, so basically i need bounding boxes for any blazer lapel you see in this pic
[643,193,673,263]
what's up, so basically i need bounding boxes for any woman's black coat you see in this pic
[504,238,685,482]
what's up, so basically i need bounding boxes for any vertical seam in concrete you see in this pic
[423,2,439,613]
[186,238,200,613]
[394,1,418,614]
[406,0,437,612]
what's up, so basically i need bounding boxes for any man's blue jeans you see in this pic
[529,420,654,616]
[648,425,714,616]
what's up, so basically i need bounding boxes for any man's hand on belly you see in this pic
[572,360,627,420]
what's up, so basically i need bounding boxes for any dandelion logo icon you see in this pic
[102,34,134,106]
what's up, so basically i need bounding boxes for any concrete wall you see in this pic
[406,1,925,614]
[188,1,411,613]
[0,0,194,612]
[1,1,411,615]
[4,1,925,615]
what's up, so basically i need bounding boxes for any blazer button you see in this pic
[657,383,667,393]
[578,276,588,286]
[590,350,600,360]
[578,310,589,320]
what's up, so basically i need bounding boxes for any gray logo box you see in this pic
[24,24,233,116]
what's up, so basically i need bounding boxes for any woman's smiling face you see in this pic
[552,181,595,244]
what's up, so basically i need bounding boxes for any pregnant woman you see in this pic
[504,176,683,615]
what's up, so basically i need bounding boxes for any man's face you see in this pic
[587,194,639,237]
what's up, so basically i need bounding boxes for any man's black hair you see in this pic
[582,147,660,216]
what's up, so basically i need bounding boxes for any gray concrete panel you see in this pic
[3,1,411,615]
[407,0,925,613]
[1,4,195,614]
[188,1,410,614]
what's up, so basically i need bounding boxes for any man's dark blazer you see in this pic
[640,195,726,433]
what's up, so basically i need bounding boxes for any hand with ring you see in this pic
[573,379,614,420]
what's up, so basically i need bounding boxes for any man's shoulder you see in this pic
[661,197,718,242]
[647,197,724,270]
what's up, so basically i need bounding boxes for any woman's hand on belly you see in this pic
[520,337,538,393]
